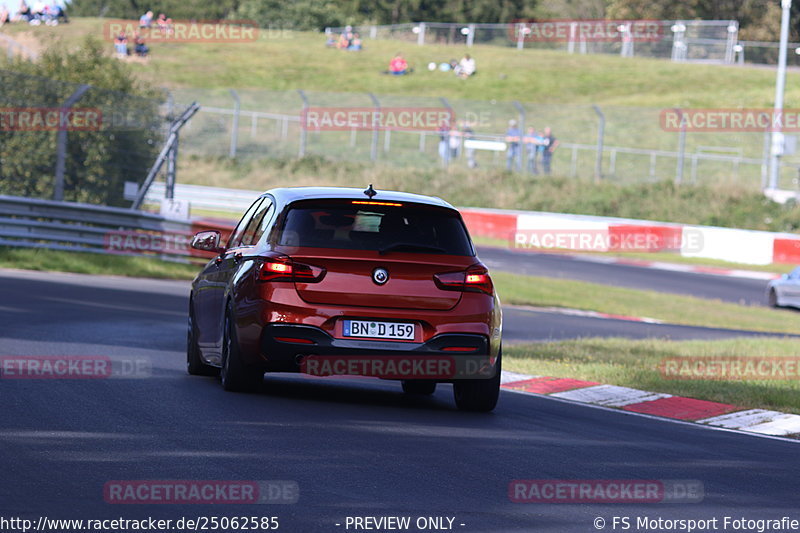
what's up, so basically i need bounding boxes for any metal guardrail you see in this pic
[0,195,192,258]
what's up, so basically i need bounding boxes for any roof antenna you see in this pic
[364,184,377,198]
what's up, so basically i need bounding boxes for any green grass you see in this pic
[0,246,199,279]
[504,338,800,414]
[9,18,800,187]
[493,271,800,334]
[8,18,800,108]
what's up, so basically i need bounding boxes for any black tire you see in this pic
[187,307,218,376]
[401,380,437,395]
[220,306,263,392]
[768,289,780,308]
[453,350,501,412]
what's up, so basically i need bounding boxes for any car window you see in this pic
[227,197,264,248]
[791,267,800,279]
[276,200,474,256]
[241,200,275,246]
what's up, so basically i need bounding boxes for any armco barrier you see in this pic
[0,195,192,259]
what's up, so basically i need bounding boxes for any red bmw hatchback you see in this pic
[187,186,502,411]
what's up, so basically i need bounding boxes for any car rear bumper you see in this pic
[258,323,490,375]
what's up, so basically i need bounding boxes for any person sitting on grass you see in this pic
[134,32,149,57]
[14,1,32,22]
[456,54,476,78]
[0,6,10,26]
[389,52,409,75]
[348,33,362,51]
[114,32,128,58]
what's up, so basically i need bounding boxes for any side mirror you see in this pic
[191,230,224,253]
[781,273,789,280]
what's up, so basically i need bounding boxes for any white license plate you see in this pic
[343,320,415,340]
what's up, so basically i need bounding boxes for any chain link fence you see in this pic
[326,20,740,64]
[169,88,800,192]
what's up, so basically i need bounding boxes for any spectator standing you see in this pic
[448,122,461,160]
[540,127,559,174]
[505,119,521,171]
[437,121,450,166]
[0,6,10,26]
[461,121,477,168]
[524,127,543,174]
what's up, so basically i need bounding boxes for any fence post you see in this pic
[513,101,526,173]
[297,89,309,157]
[568,22,576,53]
[53,84,90,202]
[368,93,380,161]
[466,24,475,47]
[229,89,240,158]
[417,23,426,46]
[725,21,739,64]
[517,23,525,50]
[675,108,686,184]
[166,132,178,200]
[592,105,605,182]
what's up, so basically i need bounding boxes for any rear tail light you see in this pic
[258,256,326,283]
[433,264,493,295]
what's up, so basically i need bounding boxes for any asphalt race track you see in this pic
[477,247,771,306]
[2,269,799,532]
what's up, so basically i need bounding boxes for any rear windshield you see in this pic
[275,200,474,256]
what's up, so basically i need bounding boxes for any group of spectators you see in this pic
[438,121,478,168]
[0,1,68,27]
[436,118,559,173]
[505,120,559,174]
[431,55,476,79]
[114,9,173,59]
[326,26,362,51]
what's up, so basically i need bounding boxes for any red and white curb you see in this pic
[507,304,663,324]
[500,372,800,439]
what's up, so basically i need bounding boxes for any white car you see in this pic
[767,266,800,309]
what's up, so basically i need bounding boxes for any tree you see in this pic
[0,37,164,206]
